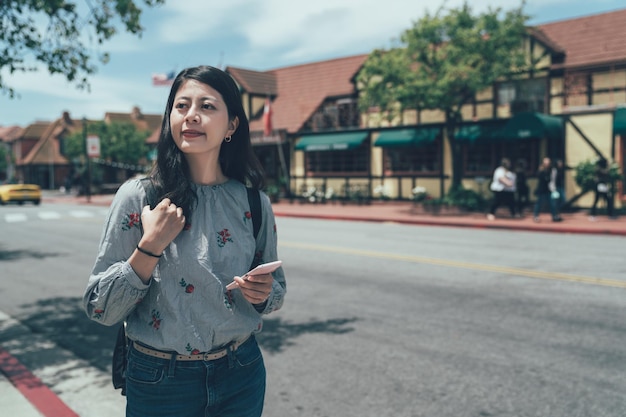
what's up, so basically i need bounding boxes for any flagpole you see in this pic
[265,96,290,198]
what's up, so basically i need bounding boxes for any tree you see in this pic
[0,0,164,97]
[0,144,9,177]
[357,1,530,190]
[65,121,150,183]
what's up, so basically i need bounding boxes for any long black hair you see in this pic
[149,66,265,219]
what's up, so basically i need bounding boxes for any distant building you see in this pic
[2,8,625,210]
[0,108,160,190]
[229,8,626,209]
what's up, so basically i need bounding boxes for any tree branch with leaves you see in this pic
[0,0,164,97]
[358,1,531,189]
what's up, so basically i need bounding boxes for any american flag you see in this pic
[152,71,175,86]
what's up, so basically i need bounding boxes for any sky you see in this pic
[1,0,625,127]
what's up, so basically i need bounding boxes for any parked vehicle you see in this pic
[0,183,42,205]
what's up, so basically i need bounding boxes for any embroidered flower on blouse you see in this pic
[216,229,233,247]
[149,309,162,330]
[243,211,252,224]
[93,309,104,320]
[185,343,200,355]
[121,212,141,231]
[179,278,195,293]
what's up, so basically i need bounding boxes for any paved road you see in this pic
[1,202,625,416]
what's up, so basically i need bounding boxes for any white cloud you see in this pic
[148,0,563,63]
[2,0,623,126]
[1,66,167,124]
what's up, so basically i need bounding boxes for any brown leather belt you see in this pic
[132,336,249,362]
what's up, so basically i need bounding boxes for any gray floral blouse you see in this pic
[83,178,286,354]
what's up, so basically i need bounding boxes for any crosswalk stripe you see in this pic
[69,210,95,218]
[38,211,62,220]
[2,210,107,223]
[5,213,27,223]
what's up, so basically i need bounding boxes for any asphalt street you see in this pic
[1,198,625,416]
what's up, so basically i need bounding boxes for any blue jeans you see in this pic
[533,192,558,219]
[126,336,266,417]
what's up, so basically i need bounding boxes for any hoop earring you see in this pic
[224,136,232,143]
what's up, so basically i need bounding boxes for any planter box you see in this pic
[412,203,467,216]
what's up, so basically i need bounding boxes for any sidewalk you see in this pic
[41,191,626,236]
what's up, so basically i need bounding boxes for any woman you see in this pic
[589,158,614,220]
[533,157,561,222]
[83,66,286,417]
[514,159,529,216]
[487,157,517,220]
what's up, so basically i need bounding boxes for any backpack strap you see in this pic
[139,177,158,209]
[246,187,261,240]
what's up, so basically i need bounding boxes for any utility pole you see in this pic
[83,117,92,203]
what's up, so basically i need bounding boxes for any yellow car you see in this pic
[0,183,42,205]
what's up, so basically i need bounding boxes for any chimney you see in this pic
[131,106,143,120]
[62,111,73,125]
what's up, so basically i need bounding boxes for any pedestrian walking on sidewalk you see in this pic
[553,159,567,213]
[83,66,286,417]
[515,159,530,216]
[533,157,562,222]
[487,158,517,220]
[589,158,614,220]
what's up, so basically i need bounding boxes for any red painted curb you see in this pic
[0,347,79,417]
[273,212,626,236]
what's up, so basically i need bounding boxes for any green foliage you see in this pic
[64,121,150,165]
[0,145,8,174]
[574,160,622,192]
[0,0,164,97]
[357,1,529,187]
[421,186,487,212]
[443,186,487,211]
[358,1,528,116]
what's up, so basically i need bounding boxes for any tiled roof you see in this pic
[0,126,24,142]
[106,112,162,132]
[104,107,162,132]
[227,67,278,96]
[20,118,69,165]
[537,8,626,69]
[244,54,368,134]
[21,122,52,139]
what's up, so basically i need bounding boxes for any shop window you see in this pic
[303,98,360,132]
[497,78,547,115]
[463,139,539,177]
[305,146,369,175]
[382,142,441,175]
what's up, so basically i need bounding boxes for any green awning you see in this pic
[614,107,626,136]
[295,132,368,151]
[454,122,506,143]
[374,128,440,148]
[498,112,563,141]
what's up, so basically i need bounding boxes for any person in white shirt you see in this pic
[487,157,517,220]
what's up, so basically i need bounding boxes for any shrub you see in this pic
[574,159,622,192]
[443,186,487,212]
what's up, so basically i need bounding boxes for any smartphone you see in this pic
[225,260,282,290]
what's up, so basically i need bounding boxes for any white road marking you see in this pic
[69,210,95,218]
[39,211,62,220]
[5,213,27,223]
